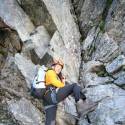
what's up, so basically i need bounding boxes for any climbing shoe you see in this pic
[80,91,86,101]
[76,99,98,116]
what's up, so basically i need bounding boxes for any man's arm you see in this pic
[46,70,65,88]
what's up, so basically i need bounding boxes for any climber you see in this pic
[43,58,87,125]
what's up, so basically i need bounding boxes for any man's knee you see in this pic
[72,83,81,88]
[72,83,82,92]
[66,83,77,89]
[72,83,77,86]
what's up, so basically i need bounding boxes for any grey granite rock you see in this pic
[18,0,56,36]
[49,31,80,82]
[106,55,125,74]
[0,0,34,41]
[86,84,125,102]
[42,0,81,66]
[14,53,37,88]
[114,74,125,86]
[7,98,44,125]
[82,27,119,62]
[92,33,119,62]
[79,0,107,36]
[83,73,114,87]
[88,96,125,125]
[81,60,114,87]
[105,0,125,43]
[29,26,50,59]
[0,1,50,59]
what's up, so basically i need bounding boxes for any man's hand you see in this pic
[62,76,66,85]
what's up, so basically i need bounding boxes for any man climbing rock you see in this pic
[31,58,97,125]
[41,58,96,125]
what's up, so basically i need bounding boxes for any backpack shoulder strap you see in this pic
[46,68,53,72]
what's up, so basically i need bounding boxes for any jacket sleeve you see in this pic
[46,70,65,88]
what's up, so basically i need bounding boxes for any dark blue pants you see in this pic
[44,83,84,125]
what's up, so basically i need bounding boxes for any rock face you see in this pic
[79,0,107,36]
[0,55,28,93]
[80,1,125,124]
[42,0,81,80]
[92,32,119,62]
[81,60,114,87]
[105,0,125,43]
[18,0,56,36]
[49,31,80,82]
[14,53,37,88]
[82,27,119,62]
[86,85,125,125]
[0,0,50,59]
[114,74,125,87]
[8,98,44,125]
[1,0,125,125]
[0,0,34,41]
[42,0,81,50]
[106,55,125,74]
[56,97,77,125]
[28,26,50,59]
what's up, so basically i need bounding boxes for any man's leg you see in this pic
[45,105,57,125]
[56,83,84,102]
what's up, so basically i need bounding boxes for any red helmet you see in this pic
[52,58,64,68]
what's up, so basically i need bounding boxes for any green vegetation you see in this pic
[95,65,109,77]
[99,0,113,32]
[0,50,4,55]
[99,20,105,33]
[122,65,125,71]
[107,0,113,7]
[0,50,7,56]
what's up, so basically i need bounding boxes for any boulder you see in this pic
[14,53,37,88]
[82,28,119,63]
[106,55,125,74]
[119,40,125,56]
[49,31,80,82]
[9,31,22,51]
[88,96,125,125]
[18,0,56,35]
[0,1,50,59]
[81,60,114,87]
[7,98,44,125]
[1,55,27,92]
[0,103,17,125]
[79,0,107,36]
[82,60,103,73]
[82,27,100,61]
[114,74,125,87]
[105,0,125,43]
[86,84,125,102]
[83,73,114,87]
[64,97,78,117]
[42,0,81,67]
[83,84,125,125]
[113,71,125,79]
[71,0,85,17]
[78,119,90,125]
[0,0,34,41]
[92,33,119,62]
[29,26,50,59]
[56,97,77,125]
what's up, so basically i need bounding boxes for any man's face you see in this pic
[54,64,62,74]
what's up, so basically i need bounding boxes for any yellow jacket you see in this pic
[45,69,65,88]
